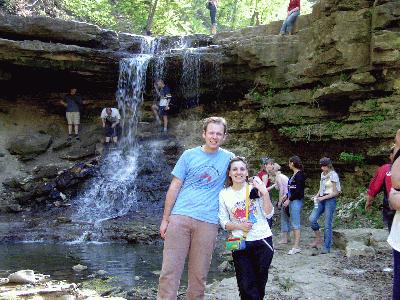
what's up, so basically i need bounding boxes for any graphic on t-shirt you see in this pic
[231,200,258,223]
[185,165,220,189]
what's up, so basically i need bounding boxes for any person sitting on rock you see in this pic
[365,146,396,231]
[151,79,172,133]
[279,0,300,35]
[60,87,87,142]
[100,107,121,144]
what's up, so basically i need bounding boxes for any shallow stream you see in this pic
[0,241,230,290]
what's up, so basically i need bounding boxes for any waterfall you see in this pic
[181,48,201,107]
[71,35,216,232]
[72,55,151,225]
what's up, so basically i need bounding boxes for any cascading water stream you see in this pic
[70,35,218,240]
[72,55,151,228]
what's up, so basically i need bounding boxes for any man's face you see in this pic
[106,108,112,116]
[157,80,163,88]
[70,88,77,95]
[202,122,226,151]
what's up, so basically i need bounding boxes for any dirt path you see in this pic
[206,227,393,300]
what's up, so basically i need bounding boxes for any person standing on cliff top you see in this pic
[60,88,87,142]
[157,116,234,300]
[206,0,218,35]
[279,0,300,35]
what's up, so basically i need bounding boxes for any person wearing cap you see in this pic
[269,163,290,244]
[309,157,341,254]
[365,146,396,231]
[100,107,121,144]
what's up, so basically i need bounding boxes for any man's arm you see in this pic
[160,176,183,239]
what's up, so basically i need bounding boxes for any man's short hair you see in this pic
[202,117,227,134]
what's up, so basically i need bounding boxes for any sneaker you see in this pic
[163,127,167,132]
[75,135,80,141]
[320,248,330,254]
[288,248,301,255]
[67,136,72,142]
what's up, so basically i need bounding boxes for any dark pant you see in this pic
[209,5,217,25]
[383,207,395,232]
[232,236,274,300]
[394,249,400,300]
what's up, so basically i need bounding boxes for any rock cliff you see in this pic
[0,0,399,226]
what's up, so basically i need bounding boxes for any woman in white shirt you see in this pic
[389,129,400,300]
[270,163,290,244]
[219,156,274,300]
[309,157,341,254]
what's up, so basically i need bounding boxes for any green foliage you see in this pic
[56,0,314,34]
[339,72,350,82]
[339,151,364,164]
[62,0,117,28]
[326,121,343,133]
[335,193,385,229]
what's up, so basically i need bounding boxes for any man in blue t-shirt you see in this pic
[157,117,234,300]
[151,79,172,133]
[60,88,87,142]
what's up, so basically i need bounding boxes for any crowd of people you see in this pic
[156,116,399,300]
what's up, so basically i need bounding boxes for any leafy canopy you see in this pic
[61,0,314,35]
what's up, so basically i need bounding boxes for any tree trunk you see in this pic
[145,0,158,35]
[230,0,239,29]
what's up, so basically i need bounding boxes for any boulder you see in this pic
[351,72,376,85]
[345,241,376,257]
[7,133,52,158]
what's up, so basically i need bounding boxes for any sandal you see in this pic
[288,248,301,255]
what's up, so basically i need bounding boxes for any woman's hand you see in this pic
[283,199,290,207]
[237,222,253,232]
[252,176,268,195]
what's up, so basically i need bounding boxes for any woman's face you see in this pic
[321,165,329,173]
[229,161,248,185]
[266,163,274,172]
[288,160,293,170]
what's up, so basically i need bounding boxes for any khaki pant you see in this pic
[66,112,80,125]
[157,215,218,300]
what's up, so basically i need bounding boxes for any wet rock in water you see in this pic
[7,133,52,159]
[60,146,96,161]
[346,241,376,257]
[0,278,9,285]
[6,203,23,213]
[134,276,140,280]
[56,216,72,224]
[32,164,63,179]
[72,264,88,272]
[7,270,47,284]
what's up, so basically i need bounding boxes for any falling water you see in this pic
[73,55,151,226]
[181,48,202,106]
